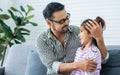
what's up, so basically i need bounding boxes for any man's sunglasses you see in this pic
[49,13,70,24]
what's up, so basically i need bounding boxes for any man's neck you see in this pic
[51,29,65,47]
[51,30,65,38]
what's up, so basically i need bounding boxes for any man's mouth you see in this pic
[63,25,68,28]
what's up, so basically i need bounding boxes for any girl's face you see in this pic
[78,26,92,45]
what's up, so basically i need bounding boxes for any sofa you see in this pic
[0,44,120,75]
[0,44,47,75]
[101,45,120,75]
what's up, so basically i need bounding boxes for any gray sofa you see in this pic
[101,45,120,75]
[0,44,120,75]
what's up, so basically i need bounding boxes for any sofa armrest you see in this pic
[0,67,5,75]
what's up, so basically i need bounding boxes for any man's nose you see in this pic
[63,19,69,25]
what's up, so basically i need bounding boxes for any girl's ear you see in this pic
[46,19,52,27]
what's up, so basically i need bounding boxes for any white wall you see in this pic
[1,0,120,45]
[0,0,14,12]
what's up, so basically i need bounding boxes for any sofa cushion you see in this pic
[25,50,47,75]
[101,67,120,75]
[101,46,120,75]
[102,50,120,67]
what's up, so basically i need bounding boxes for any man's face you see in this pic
[49,9,70,33]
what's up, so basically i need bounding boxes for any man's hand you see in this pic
[59,59,97,73]
[77,59,97,72]
[85,20,103,40]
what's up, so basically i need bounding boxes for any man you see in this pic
[36,2,109,75]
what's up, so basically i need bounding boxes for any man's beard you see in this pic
[53,25,69,33]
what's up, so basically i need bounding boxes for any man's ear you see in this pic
[46,19,52,27]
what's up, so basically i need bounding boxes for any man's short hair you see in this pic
[43,2,64,19]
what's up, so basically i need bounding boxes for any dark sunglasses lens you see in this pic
[50,13,70,24]
[59,17,70,24]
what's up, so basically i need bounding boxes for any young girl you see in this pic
[71,16,106,75]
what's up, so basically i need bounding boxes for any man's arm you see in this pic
[96,36,107,60]
[85,20,107,60]
[59,59,97,73]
